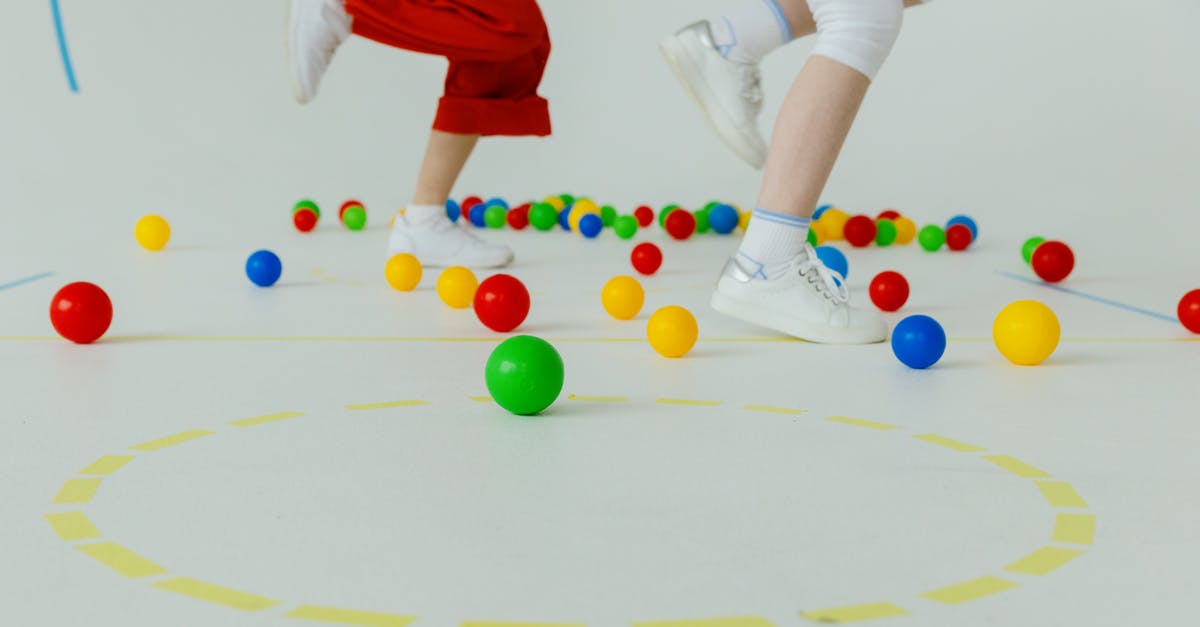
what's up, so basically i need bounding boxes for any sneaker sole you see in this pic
[710,291,887,345]
[659,36,765,170]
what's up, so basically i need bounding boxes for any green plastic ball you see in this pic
[659,204,679,227]
[702,201,721,214]
[294,199,320,218]
[600,205,617,227]
[484,205,507,229]
[559,193,576,206]
[485,335,564,416]
[806,229,818,246]
[342,205,366,230]
[694,209,710,234]
[529,202,557,231]
[1022,236,1046,265]
[875,218,898,247]
[614,215,638,239]
[918,225,945,252]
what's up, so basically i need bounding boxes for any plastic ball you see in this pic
[893,217,916,245]
[918,225,945,252]
[485,197,509,210]
[49,282,113,344]
[634,205,655,227]
[1031,241,1074,283]
[294,199,320,218]
[647,305,699,358]
[806,229,818,246]
[993,300,1060,365]
[384,253,422,291]
[569,199,600,232]
[339,200,364,221]
[506,204,530,230]
[815,245,848,280]
[659,204,680,227]
[543,196,565,211]
[462,195,484,211]
[817,208,849,240]
[843,215,877,247]
[469,204,488,228]
[474,274,530,332]
[342,205,367,231]
[135,215,172,250]
[631,242,663,276]
[529,203,557,231]
[869,271,910,312]
[875,218,898,247]
[601,275,645,320]
[445,199,461,223]
[600,205,617,227]
[891,315,946,369]
[665,209,697,240]
[437,266,478,309]
[810,221,829,246]
[558,207,571,231]
[614,215,638,240]
[1021,236,1046,265]
[738,210,751,231]
[484,205,507,229]
[693,209,710,234]
[813,204,832,221]
[1179,289,1200,334]
[485,335,564,416]
[945,224,973,251]
[877,209,902,221]
[246,250,283,287]
[559,193,575,206]
[946,215,978,240]
[579,214,603,238]
[708,204,739,234]
[292,208,317,233]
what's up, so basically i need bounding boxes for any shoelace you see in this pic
[796,244,849,304]
[737,65,764,114]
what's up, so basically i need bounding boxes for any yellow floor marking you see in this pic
[229,411,304,427]
[1003,546,1084,575]
[800,602,909,622]
[131,430,214,452]
[656,398,722,407]
[345,400,430,411]
[79,455,136,475]
[920,576,1019,605]
[742,405,806,415]
[1,335,1194,343]
[76,542,167,578]
[461,623,586,627]
[825,416,898,431]
[912,434,984,452]
[634,619,776,627]
[1036,481,1089,508]
[567,394,628,403]
[983,455,1051,478]
[470,396,493,403]
[44,512,101,541]
[154,577,280,611]
[1053,513,1096,544]
[285,605,416,626]
[53,478,103,504]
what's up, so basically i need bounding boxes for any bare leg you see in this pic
[412,130,480,206]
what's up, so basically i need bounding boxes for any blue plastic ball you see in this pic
[945,215,978,240]
[485,197,509,210]
[708,204,739,234]
[245,250,282,287]
[813,204,833,221]
[891,315,947,369]
[558,207,572,231]
[579,214,603,238]
[469,204,487,228]
[445,199,461,223]
[815,245,849,280]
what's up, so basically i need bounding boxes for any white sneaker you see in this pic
[660,21,768,170]
[287,0,351,104]
[710,245,887,344]
[388,217,514,269]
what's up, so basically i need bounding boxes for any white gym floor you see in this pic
[1,204,1196,627]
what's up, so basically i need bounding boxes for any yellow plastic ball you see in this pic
[809,221,828,246]
[569,198,600,232]
[993,300,1061,365]
[818,208,849,241]
[544,196,566,211]
[601,275,645,320]
[436,266,478,309]
[894,216,917,245]
[647,305,699,358]
[738,210,751,231]
[385,254,423,292]
[134,215,171,251]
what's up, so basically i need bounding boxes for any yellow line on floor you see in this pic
[154,577,280,611]
[1003,546,1085,576]
[285,605,416,626]
[800,602,909,622]
[461,623,586,627]
[79,455,136,475]
[567,394,628,403]
[825,416,899,431]
[634,618,776,627]
[229,411,304,427]
[345,400,430,411]
[0,335,1194,343]
[469,396,493,403]
[912,434,984,452]
[742,405,806,415]
[77,542,167,578]
[656,398,722,407]
[1036,481,1089,508]
[52,478,103,504]
[44,512,101,541]
[131,430,214,452]
[983,455,1051,478]
[920,576,1019,605]
[1053,513,1097,544]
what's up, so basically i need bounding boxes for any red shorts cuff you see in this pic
[433,96,551,137]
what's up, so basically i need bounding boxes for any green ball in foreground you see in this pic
[485,335,565,416]
[484,205,507,229]
[600,205,617,227]
[694,209,710,234]
[1022,236,1046,265]
[614,215,638,239]
[875,218,898,246]
[918,225,945,252]
[342,205,367,230]
[529,202,557,231]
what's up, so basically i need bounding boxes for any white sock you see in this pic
[736,208,810,280]
[404,203,445,226]
[708,0,792,65]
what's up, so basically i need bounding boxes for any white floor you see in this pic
[2,211,1197,627]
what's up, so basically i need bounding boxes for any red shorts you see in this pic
[346,0,551,136]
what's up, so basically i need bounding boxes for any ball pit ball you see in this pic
[436,266,479,309]
[529,202,557,231]
[134,214,171,250]
[342,205,367,231]
[843,215,877,248]
[806,229,818,246]
[474,274,530,332]
[569,199,600,232]
[739,210,751,231]
[869,271,910,312]
[485,197,509,210]
[294,199,320,218]
[946,215,978,240]
[543,196,565,211]
[918,225,946,252]
[634,205,654,227]
[813,204,832,221]
[809,221,828,246]
[817,208,849,240]
[1031,240,1074,283]
[891,315,946,370]
[484,205,507,229]
[708,204,739,234]
[292,208,318,233]
[1178,289,1200,334]
[445,199,461,223]
[647,305,699,358]
[600,205,617,227]
[246,250,283,287]
[614,215,638,240]
[659,204,680,227]
[469,204,488,228]
[506,204,530,230]
[1022,236,1046,265]
[579,213,603,238]
[993,300,1060,365]
[945,224,973,251]
[49,282,113,344]
[485,335,564,416]
[339,200,364,221]
[815,245,848,280]
[384,253,422,292]
[665,209,697,240]
[877,209,901,221]
[462,196,484,212]
[694,209,711,234]
[631,242,663,276]
[558,207,571,231]
[875,218,898,247]
[893,217,916,245]
[559,193,575,206]
[601,275,645,320]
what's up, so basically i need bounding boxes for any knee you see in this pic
[806,0,904,80]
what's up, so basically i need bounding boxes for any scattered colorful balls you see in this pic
[49,282,113,344]
[1179,289,1200,334]
[945,224,973,251]
[246,250,283,287]
[817,208,849,240]
[918,225,946,252]
[812,204,833,221]
[134,214,171,250]
[342,205,367,231]
[384,253,422,292]
[1031,240,1074,283]
[815,245,848,280]
[891,315,946,369]
[569,199,600,232]
[708,204,739,234]
[633,205,655,227]
[946,215,978,240]
[462,196,484,213]
[869,271,910,312]
[894,217,916,245]
[631,242,663,276]
[579,213,603,238]
[485,335,564,416]
[613,215,639,240]
[665,209,697,240]
[339,200,363,221]
[1021,236,1046,265]
[529,202,557,231]
[436,266,478,309]
[646,305,698,358]
[506,204,530,230]
[601,275,645,321]
[875,218,898,247]
[843,215,877,248]
[484,205,507,229]
[470,204,488,228]
[993,300,1060,366]
[474,274,530,332]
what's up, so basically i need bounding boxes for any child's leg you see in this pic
[411,132,480,206]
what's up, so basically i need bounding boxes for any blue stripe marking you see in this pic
[0,272,55,292]
[753,208,809,226]
[996,270,1177,323]
[761,0,793,42]
[50,0,79,93]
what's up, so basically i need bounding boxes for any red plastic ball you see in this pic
[293,208,317,232]
[1179,289,1200,334]
[50,282,113,344]
[869,271,910,312]
[631,242,663,276]
[664,209,697,240]
[339,200,363,221]
[634,205,655,227]
[877,209,902,220]
[945,224,973,251]
[843,215,877,247]
[473,274,530,333]
[506,204,530,230]
[1031,240,1074,283]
